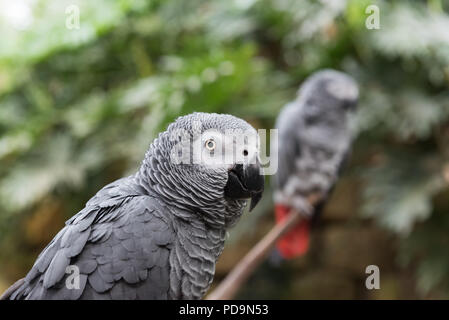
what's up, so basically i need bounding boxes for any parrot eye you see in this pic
[205,139,216,151]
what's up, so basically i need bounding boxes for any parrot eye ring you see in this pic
[243,149,248,156]
[205,139,216,151]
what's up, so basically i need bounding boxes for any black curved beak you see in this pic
[224,160,264,212]
[344,98,358,111]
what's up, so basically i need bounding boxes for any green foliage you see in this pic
[1,0,449,297]
[361,149,445,234]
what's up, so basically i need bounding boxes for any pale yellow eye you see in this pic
[205,139,216,151]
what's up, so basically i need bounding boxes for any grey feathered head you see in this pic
[298,69,359,122]
[138,112,264,228]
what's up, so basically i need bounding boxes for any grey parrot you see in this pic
[1,112,264,300]
[272,69,358,259]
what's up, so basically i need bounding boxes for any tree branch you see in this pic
[206,194,321,300]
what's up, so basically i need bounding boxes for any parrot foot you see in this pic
[291,197,314,217]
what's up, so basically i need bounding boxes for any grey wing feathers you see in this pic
[273,102,303,190]
[3,183,174,300]
[0,278,25,300]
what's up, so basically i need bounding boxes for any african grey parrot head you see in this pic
[140,112,264,228]
[297,69,359,123]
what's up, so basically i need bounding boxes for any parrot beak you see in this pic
[343,98,358,111]
[224,160,264,212]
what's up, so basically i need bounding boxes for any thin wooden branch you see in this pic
[206,194,321,300]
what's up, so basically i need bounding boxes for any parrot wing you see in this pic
[2,178,175,300]
[274,102,303,191]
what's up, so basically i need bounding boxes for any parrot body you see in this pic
[273,70,358,259]
[1,112,264,300]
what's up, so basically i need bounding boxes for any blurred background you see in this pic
[1,0,449,299]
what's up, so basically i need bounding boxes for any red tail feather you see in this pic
[275,204,310,259]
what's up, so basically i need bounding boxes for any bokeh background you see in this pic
[1,0,449,299]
